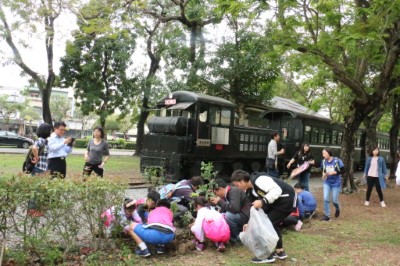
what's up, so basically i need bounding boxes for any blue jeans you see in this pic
[323,183,340,217]
[298,171,311,191]
[267,168,279,178]
[224,212,244,239]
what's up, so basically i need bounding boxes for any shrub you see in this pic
[74,139,89,148]
[0,174,125,263]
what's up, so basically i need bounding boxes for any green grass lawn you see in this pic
[0,153,140,181]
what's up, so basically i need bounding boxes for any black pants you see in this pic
[48,157,66,178]
[83,162,104,177]
[366,176,383,201]
[281,215,299,228]
[267,208,292,249]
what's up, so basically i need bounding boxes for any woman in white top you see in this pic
[396,151,400,187]
[363,147,388,207]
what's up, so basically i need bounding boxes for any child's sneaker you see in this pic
[194,240,205,251]
[217,242,225,252]
[273,250,288,260]
[135,248,151,257]
[251,255,275,263]
[364,201,369,206]
[380,201,386,207]
[156,245,165,254]
[295,220,303,231]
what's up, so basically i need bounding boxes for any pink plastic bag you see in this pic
[203,211,230,243]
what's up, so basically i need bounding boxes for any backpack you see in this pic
[22,140,46,174]
[158,180,192,200]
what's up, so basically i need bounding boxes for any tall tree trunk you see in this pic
[363,104,385,154]
[341,110,365,191]
[135,96,149,155]
[189,24,197,63]
[389,95,400,177]
[135,22,160,156]
[41,86,53,125]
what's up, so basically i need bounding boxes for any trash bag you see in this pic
[239,207,279,260]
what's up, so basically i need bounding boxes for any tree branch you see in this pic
[0,4,45,89]
[297,46,367,101]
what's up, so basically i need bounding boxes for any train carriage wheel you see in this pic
[250,161,262,172]
[232,161,244,171]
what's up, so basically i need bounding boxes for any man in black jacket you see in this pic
[210,178,252,242]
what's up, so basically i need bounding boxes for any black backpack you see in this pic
[23,141,46,174]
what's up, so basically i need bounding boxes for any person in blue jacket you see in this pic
[363,146,388,207]
[320,148,345,222]
[294,183,317,219]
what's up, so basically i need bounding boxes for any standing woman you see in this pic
[320,148,345,221]
[31,122,52,175]
[363,147,388,207]
[83,126,110,177]
[287,143,315,191]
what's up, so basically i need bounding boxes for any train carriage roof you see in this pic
[157,91,236,109]
[261,96,332,123]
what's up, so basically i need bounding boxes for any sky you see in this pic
[0,8,81,89]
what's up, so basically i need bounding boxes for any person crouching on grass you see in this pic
[190,196,230,252]
[126,197,175,257]
[231,170,295,264]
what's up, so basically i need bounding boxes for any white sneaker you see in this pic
[364,201,369,206]
[295,220,303,231]
[380,201,386,207]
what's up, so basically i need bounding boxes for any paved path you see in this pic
[0,147,135,156]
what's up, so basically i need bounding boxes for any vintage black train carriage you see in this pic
[140,91,274,181]
[260,97,395,172]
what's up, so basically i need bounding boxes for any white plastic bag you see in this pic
[239,207,279,260]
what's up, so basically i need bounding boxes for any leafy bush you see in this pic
[72,139,136,150]
[0,174,125,263]
[74,138,89,148]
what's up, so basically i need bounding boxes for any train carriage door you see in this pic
[196,104,211,147]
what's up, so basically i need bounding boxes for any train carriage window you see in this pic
[311,127,319,143]
[332,130,338,144]
[325,130,331,144]
[282,128,288,140]
[210,106,220,125]
[319,128,325,144]
[221,108,231,126]
[338,131,343,144]
[304,126,311,143]
[199,111,208,122]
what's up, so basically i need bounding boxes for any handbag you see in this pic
[266,158,275,170]
[22,140,46,174]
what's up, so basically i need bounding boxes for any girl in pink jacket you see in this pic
[190,196,230,252]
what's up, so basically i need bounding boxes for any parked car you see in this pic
[0,131,34,148]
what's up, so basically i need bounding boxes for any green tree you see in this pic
[60,0,137,129]
[50,96,71,122]
[0,0,79,125]
[270,0,400,190]
[208,15,280,113]
[0,95,24,130]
